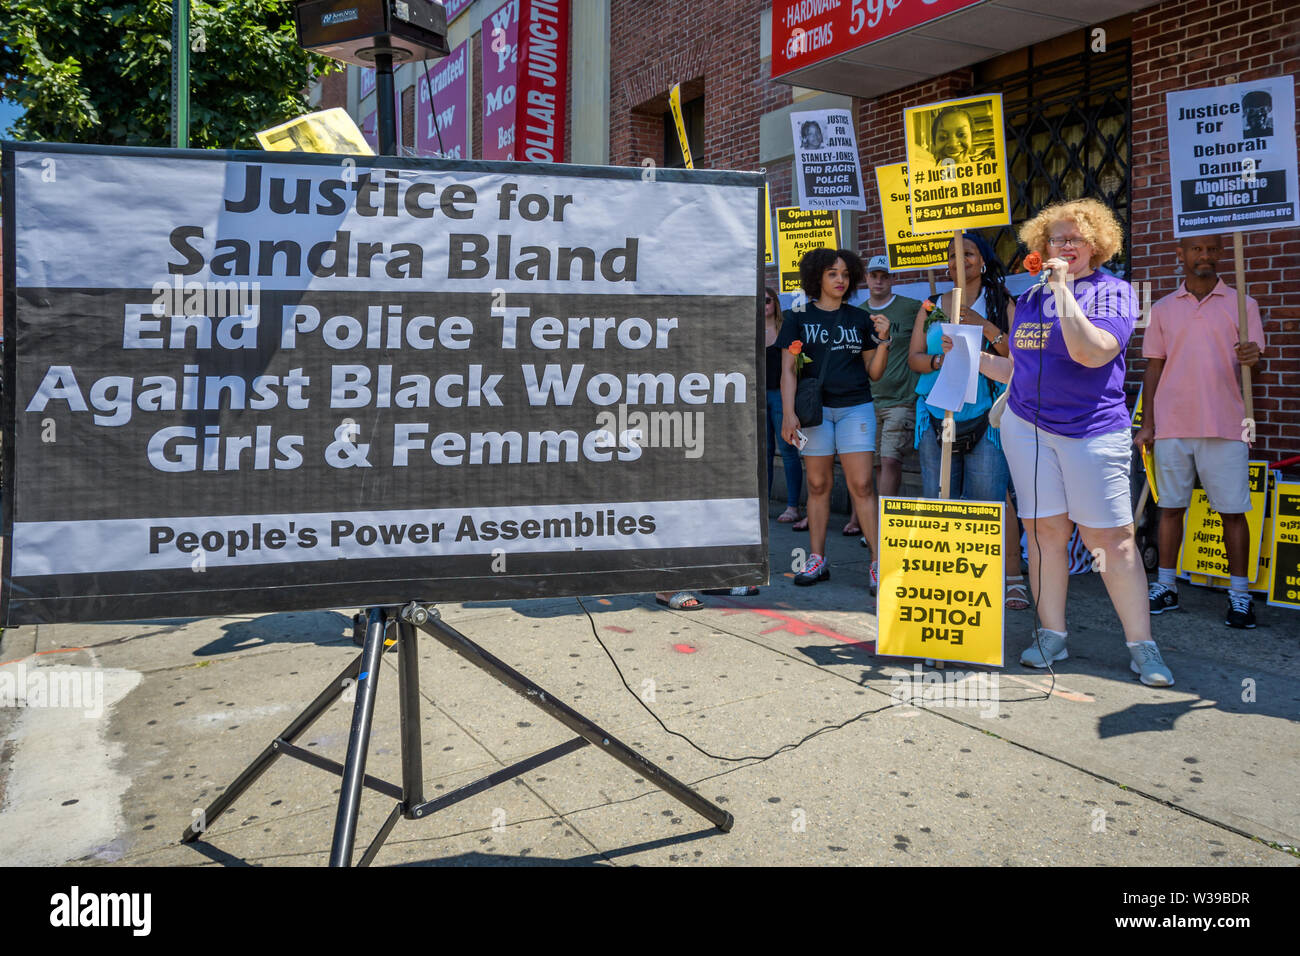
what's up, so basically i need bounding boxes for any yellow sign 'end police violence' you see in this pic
[877,497,1005,667]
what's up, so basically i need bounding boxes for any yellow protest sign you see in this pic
[875,163,948,271]
[876,498,1004,666]
[669,83,693,170]
[775,206,842,293]
[1178,461,1268,579]
[1267,481,1300,610]
[1251,507,1274,595]
[1131,388,1158,503]
[256,108,374,155]
[903,94,1011,234]
[764,184,774,265]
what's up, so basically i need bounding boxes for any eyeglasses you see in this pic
[1048,235,1088,248]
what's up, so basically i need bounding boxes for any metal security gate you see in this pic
[974,39,1132,276]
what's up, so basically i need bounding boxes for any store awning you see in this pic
[771,0,1154,98]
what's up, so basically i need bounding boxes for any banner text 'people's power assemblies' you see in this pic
[1,145,767,624]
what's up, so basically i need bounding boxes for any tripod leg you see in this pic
[329,607,387,866]
[397,619,424,812]
[416,613,734,832]
[181,654,362,843]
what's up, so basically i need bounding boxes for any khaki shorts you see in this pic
[874,403,915,462]
[1154,438,1251,512]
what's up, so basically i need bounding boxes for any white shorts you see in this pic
[1154,438,1251,512]
[1000,408,1133,528]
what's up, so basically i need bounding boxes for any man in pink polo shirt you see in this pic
[1134,233,1265,628]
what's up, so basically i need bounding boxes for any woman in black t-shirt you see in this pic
[777,249,889,591]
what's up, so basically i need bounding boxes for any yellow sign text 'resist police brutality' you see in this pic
[876,497,1004,666]
[1178,461,1268,580]
[1268,481,1300,611]
[902,94,1012,235]
[775,206,841,293]
[875,163,949,271]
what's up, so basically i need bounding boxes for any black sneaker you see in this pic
[1148,581,1179,615]
[793,553,829,586]
[1226,592,1257,629]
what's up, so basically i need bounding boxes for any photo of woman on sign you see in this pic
[921,104,996,168]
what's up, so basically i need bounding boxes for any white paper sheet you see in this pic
[928,324,985,412]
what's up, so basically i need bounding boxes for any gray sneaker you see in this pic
[1020,629,1068,668]
[1128,642,1174,687]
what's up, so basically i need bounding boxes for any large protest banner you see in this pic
[1,144,768,624]
[874,163,947,271]
[902,94,1011,234]
[775,206,841,294]
[1166,76,1298,237]
[1178,461,1268,580]
[876,498,1003,667]
[1268,482,1300,611]
[416,40,470,159]
[790,108,866,211]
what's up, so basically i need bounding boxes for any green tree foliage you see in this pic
[0,0,337,148]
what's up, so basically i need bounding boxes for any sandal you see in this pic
[656,591,704,611]
[792,517,809,531]
[776,506,801,523]
[1005,577,1030,610]
[842,519,861,536]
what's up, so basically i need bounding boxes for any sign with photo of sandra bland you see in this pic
[1166,76,1298,237]
[1,143,768,625]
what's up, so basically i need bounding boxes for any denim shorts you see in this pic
[802,402,877,457]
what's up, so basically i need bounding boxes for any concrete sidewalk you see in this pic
[0,510,1296,867]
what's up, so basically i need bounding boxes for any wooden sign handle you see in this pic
[1233,230,1254,436]
[939,229,963,500]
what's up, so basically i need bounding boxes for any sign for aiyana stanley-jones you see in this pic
[1,144,768,624]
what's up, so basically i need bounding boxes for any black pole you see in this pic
[329,606,388,866]
[397,619,424,812]
[375,52,398,156]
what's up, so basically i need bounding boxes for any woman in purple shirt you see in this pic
[977,199,1173,687]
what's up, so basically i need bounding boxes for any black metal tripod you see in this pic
[181,603,733,865]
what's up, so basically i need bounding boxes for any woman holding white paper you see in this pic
[906,232,1013,502]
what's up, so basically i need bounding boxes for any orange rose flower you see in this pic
[789,341,803,355]
[1024,251,1043,275]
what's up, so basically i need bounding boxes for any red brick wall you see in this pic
[1131,0,1300,461]
[854,70,975,262]
[609,0,791,171]
[318,67,347,110]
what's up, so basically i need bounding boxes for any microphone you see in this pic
[1024,251,1052,292]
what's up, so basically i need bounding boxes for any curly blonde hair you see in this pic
[1018,198,1123,269]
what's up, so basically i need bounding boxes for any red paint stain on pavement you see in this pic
[597,598,612,605]
[0,646,86,668]
[716,601,872,648]
[604,625,632,633]
[673,644,697,654]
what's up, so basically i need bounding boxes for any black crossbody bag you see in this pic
[793,340,832,428]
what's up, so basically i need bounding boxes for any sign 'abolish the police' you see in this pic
[1,144,768,624]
